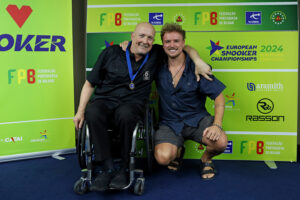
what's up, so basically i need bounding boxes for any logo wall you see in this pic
[0,0,75,160]
[86,0,298,162]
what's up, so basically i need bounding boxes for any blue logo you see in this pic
[224,141,233,154]
[149,13,163,25]
[247,82,256,91]
[0,34,66,52]
[208,40,224,56]
[246,12,261,25]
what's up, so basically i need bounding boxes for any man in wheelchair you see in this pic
[73,22,212,192]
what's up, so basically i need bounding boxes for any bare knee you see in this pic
[215,133,228,152]
[206,132,228,153]
[155,145,177,165]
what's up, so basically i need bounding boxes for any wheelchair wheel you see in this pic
[144,107,155,173]
[73,178,89,195]
[77,121,87,169]
[150,108,155,154]
[133,177,145,195]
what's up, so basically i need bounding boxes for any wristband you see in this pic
[212,123,223,131]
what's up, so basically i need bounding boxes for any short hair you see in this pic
[160,23,186,41]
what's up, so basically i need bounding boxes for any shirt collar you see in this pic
[182,51,191,75]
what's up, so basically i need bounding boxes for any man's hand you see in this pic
[203,125,222,141]
[120,41,129,51]
[195,62,213,81]
[73,112,85,130]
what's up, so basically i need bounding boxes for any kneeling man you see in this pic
[154,23,227,180]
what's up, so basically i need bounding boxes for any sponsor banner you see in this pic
[184,134,297,161]
[205,72,298,132]
[0,0,75,158]
[88,0,297,4]
[188,31,298,69]
[87,32,298,70]
[0,120,74,156]
[87,4,297,32]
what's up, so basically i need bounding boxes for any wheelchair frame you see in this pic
[73,106,155,195]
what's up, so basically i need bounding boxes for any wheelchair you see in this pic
[73,105,155,195]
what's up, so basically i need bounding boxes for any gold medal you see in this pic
[129,82,135,90]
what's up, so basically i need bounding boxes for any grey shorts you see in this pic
[154,116,214,147]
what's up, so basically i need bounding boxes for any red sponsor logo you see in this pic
[6,5,33,28]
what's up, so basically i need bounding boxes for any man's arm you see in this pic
[119,42,212,82]
[73,80,94,130]
[184,45,212,81]
[203,93,225,141]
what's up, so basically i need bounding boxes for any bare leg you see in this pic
[201,131,227,179]
[154,143,178,165]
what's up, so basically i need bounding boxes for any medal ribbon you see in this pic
[126,41,149,84]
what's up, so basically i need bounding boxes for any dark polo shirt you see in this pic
[87,44,164,107]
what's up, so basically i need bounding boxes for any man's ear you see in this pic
[131,32,134,40]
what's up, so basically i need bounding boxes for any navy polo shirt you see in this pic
[156,54,226,135]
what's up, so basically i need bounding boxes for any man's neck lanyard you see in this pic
[126,41,149,90]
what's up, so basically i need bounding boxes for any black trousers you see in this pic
[85,99,144,165]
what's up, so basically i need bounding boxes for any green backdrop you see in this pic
[0,0,75,161]
[87,0,298,161]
